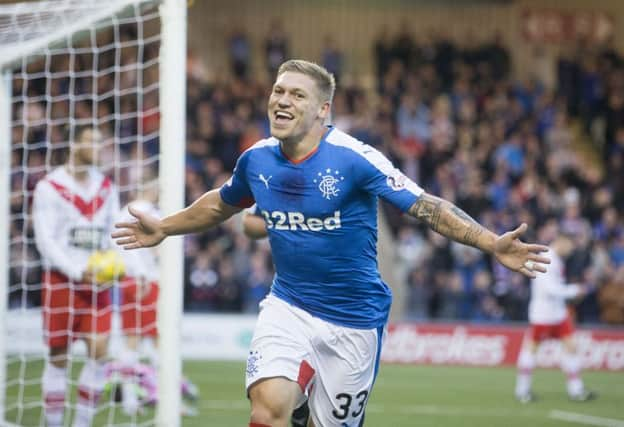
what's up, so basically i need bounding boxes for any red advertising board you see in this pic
[382,323,624,371]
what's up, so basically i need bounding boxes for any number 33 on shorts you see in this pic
[333,390,369,421]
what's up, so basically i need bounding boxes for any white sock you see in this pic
[42,362,67,427]
[144,338,159,368]
[561,352,584,396]
[119,347,140,414]
[515,349,535,397]
[121,381,140,415]
[119,346,139,368]
[73,359,107,427]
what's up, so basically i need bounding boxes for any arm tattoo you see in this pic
[450,206,477,224]
[409,196,443,231]
[409,194,486,249]
[450,206,483,246]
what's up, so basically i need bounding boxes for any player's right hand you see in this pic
[112,204,166,250]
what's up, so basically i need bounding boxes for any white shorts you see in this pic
[245,294,384,427]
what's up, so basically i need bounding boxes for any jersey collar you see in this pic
[279,126,334,165]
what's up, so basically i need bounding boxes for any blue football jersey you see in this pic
[220,127,424,329]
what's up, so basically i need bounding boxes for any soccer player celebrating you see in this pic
[515,227,595,403]
[33,125,119,427]
[114,59,550,427]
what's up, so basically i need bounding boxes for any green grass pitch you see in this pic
[5,360,623,426]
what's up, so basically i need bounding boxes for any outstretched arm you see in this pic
[112,189,242,249]
[408,193,550,277]
[408,193,496,251]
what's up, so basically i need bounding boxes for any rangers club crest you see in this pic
[387,169,407,191]
[246,350,262,378]
[314,168,344,200]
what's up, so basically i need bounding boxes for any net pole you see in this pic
[0,70,12,425]
[156,0,186,426]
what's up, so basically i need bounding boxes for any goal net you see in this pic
[0,0,186,426]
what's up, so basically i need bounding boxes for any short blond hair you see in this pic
[277,59,336,103]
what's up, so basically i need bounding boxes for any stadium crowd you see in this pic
[8,23,624,325]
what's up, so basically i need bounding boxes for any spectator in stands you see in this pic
[229,29,251,79]
[264,18,289,78]
[484,32,511,82]
[396,23,418,66]
[598,265,624,324]
[373,26,393,88]
[406,266,431,319]
[321,35,344,83]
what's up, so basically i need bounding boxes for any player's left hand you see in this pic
[493,223,550,278]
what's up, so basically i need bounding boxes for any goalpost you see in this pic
[0,0,186,426]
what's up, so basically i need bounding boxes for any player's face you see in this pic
[73,128,102,166]
[268,71,329,143]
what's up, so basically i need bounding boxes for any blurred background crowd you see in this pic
[8,13,624,325]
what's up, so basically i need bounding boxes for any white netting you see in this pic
[2,0,168,425]
[0,0,152,69]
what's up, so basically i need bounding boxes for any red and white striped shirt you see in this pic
[32,166,119,281]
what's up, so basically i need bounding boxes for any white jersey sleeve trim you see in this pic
[325,128,424,197]
[243,137,280,154]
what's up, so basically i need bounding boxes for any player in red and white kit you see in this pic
[116,196,160,415]
[114,182,199,416]
[515,229,595,403]
[33,125,120,427]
